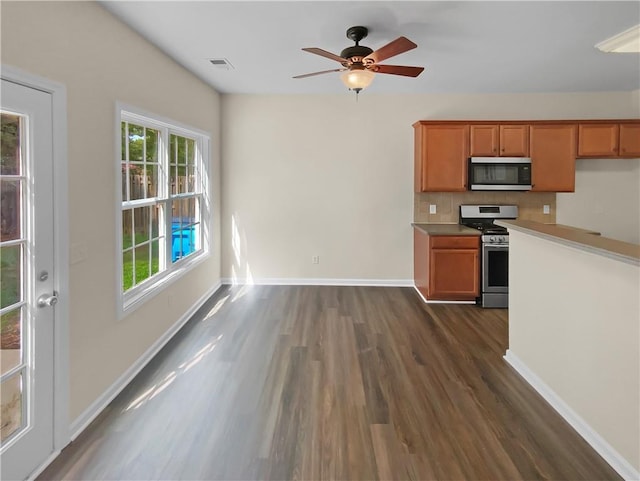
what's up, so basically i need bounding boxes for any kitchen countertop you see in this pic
[496,220,639,266]
[412,223,481,236]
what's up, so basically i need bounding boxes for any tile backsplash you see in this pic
[414,192,557,223]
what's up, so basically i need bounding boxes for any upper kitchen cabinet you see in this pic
[577,121,640,158]
[578,123,618,157]
[530,124,577,192]
[470,124,529,157]
[414,122,469,192]
[619,123,640,157]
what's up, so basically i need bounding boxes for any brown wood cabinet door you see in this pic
[419,124,469,192]
[530,124,577,192]
[470,125,498,156]
[429,248,479,300]
[500,125,529,156]
[619,123,640,157]
[578,123,619,157]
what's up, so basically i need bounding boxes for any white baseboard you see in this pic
[69,281,223,440]
[27,449,61,481]
[412,285,476,305]
[221,277,413,287]
[504,350,639,481]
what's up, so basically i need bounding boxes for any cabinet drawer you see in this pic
[430,236,479,249]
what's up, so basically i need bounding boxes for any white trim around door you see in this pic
[1,64,70,471]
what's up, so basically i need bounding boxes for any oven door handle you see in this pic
[484,244,509,248]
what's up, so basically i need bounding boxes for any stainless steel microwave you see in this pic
[468,157,532,191]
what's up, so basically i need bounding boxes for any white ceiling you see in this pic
[100,1,640,95]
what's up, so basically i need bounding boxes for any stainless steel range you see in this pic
[459,205,518,308]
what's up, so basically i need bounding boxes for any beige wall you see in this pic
[557,159,640,243]
[508,229,639,473]
[1,2,221,422]
[221,91,637,282]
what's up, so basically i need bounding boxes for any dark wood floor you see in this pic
[39,286,620,480]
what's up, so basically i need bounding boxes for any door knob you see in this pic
[37,293,58,308]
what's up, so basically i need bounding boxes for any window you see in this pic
[118,107,209,315]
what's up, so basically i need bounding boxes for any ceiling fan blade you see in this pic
[373,65,425,77]
[293,68,346,79]
[364,36,417,64]
[302,47,347,64]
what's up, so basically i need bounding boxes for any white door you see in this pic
[1,79,56,480]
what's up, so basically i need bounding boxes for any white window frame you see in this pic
[115,103,211,319]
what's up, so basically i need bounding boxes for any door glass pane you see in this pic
[1,309,22,375]
[0,372,23,442]
[1,180,21,241]
[1,114,21,175]
[0,244,22,309]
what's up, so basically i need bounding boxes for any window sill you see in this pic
[118,249,209,321]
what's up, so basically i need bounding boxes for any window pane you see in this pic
[177,136,186,165]
[170,165,178,195]
[133,207,149,246]
[1,180,21,242]
[0,244,21,309]
[177,166,187,194]
[186,138,195,165]
[128,124,144,161]
[135,245,150,284]
[145,128,159,161]
[1,308,22,375]
[187,166,196,193]
[122,209,133,250]
[187,198,196,224]
[170,134,177,164]
[1,372,23,442]
[121,122,126,161]
[121,162,128,202]
[1,113,21,175]
[129,164,145,201]
[123,250,133,291]
[146,164,158,198]
[151,204,160,239]
[151,240,160,276]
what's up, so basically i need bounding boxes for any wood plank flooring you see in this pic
[39,286,621,480]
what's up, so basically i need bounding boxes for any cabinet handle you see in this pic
[622,147,626,153]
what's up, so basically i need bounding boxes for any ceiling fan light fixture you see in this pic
[340,68,375,92]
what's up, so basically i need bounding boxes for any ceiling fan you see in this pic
[294,26,425,94]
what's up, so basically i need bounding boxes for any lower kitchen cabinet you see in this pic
[414,230,480,301]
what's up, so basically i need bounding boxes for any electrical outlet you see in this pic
[429,204,437,214]
[312,255,320,264]
[543,204,550,215]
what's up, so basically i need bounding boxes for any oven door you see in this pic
[482,243,509,293]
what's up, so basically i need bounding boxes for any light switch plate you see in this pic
[543,205,550,214]
[429,204,437,214]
